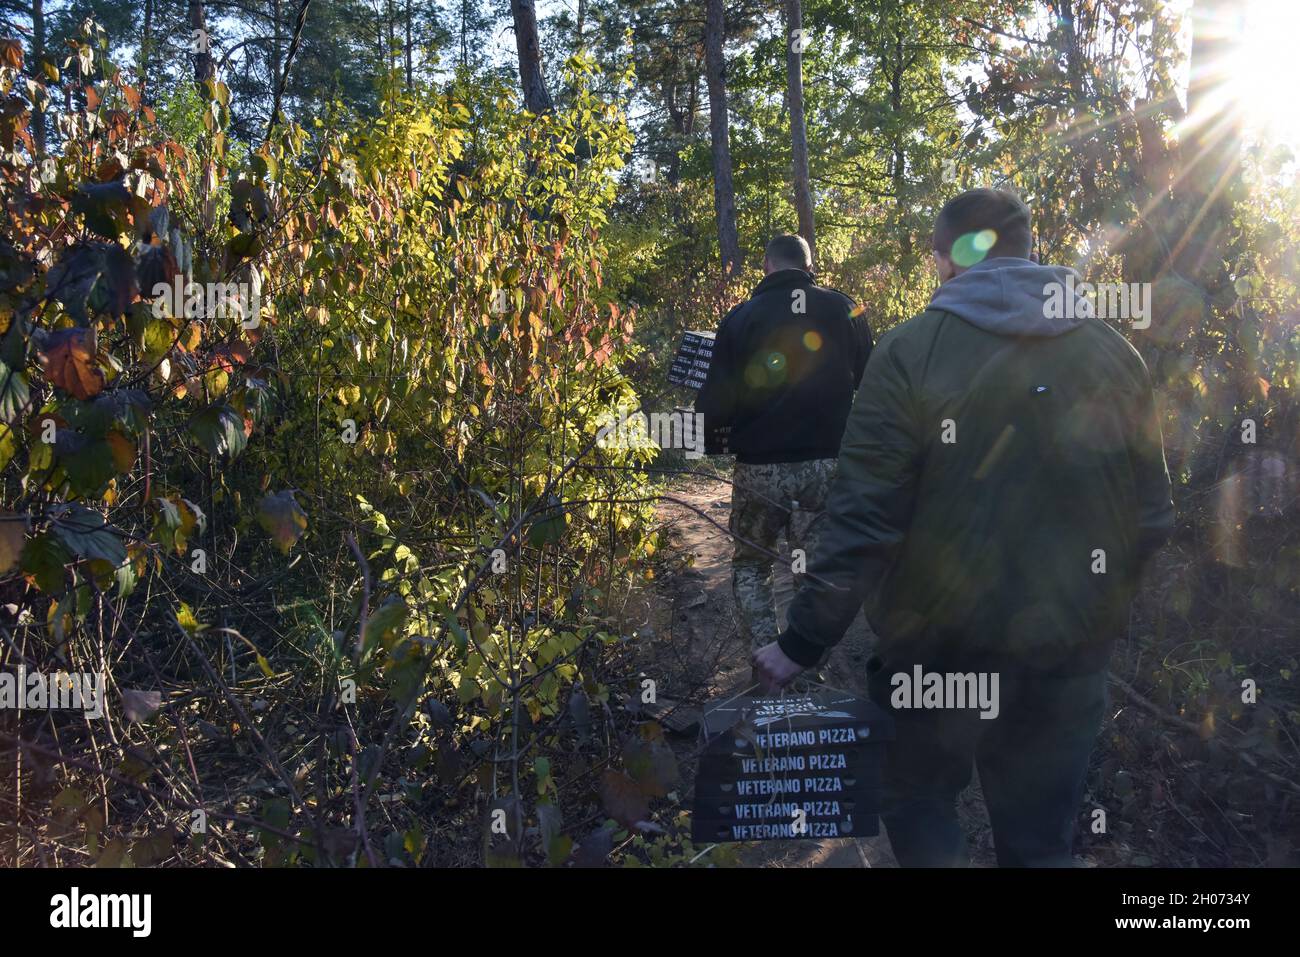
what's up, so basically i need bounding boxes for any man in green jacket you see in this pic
[753,188,1175,866]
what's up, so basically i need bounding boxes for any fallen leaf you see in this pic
[571,823,616,868]
[121,689,162,723]
[598,769,649,828]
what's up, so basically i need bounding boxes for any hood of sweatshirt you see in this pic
[927,257,1092,337]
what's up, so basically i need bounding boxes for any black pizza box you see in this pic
[699,738,885,773]
[692,811,878,843]
[692,786,885,819]
[667,330,716,389]
[700,691,895,746]
[690,693,893,842]
[679,330,715,346]
[668,368,710,388]
[694,756,883,800]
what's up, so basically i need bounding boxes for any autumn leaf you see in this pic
[135,244,178,296]
[71,180,134,241]
[44,241,137,321]
[105,430,136,473]
[0,511,28,574]
[0,423,14,472]
[0,39,23,71]
[38,328,105,400]
[623,722,679,799]
[176,602,206,635]
[598,769,649,828]
[257,490,307,553]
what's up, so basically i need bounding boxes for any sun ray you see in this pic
[1227,0,1300,148]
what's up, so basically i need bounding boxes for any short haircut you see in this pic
[932,188,1032,265]
[765,233,813,271]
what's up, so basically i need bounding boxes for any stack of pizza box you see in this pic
[691,690,894,844]
[667,330,715,389]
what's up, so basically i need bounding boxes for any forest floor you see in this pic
[635,469,997,868]
[631,468,1299,869]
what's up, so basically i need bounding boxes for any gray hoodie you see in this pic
[927,257,1092,337]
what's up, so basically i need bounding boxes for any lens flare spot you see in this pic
[802,331,823,351]
[951,229,997,267]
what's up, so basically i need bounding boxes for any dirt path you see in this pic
[636,470,998,867]
[643,472,891,866]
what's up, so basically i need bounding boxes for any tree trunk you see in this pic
[387,0,396,75]
[31,0,45,152]
[189,0,215,86]
[460,0,468,68]
[1057,0,1087,104]
[405,0,413,87]
[704,0,741,275]
[510,0,553,113]
[271,0,283,103]
[889,19,911,260]
[785,0,814,264]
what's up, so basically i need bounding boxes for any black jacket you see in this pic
[696,269,871,464]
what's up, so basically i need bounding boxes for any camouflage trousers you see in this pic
[729,458,838,655]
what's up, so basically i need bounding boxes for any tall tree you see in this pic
[30,0,44,151]
[189,0,214,86]
[785,0,813,263]
[704,0,740,274]
[454,0,494,70]
[404,0,412,87]
[509,0,552,113]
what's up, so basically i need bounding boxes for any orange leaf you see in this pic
[0,39,23,71]
[105,431,136,473]
[598,770,649,828]
[39,328,105,400]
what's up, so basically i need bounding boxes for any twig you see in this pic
[346,532,370,665]
[346,728,380,867]
[1108,672,1300,796]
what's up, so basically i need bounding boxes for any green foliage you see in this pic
[0,23,670,868]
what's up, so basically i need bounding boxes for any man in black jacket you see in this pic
[697,234,872,662]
